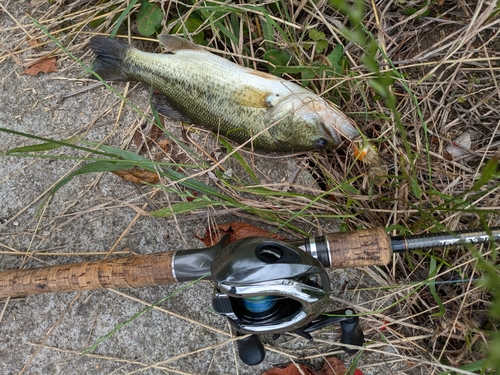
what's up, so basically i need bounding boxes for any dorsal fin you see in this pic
[247,68,281,80]
[158,34,204,53]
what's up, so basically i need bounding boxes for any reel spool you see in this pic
[211,237,331,364]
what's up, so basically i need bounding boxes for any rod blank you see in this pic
[390,227,500,253]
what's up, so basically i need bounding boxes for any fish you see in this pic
[88,35,387,183]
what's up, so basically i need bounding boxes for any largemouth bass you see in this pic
[89,35,386,182]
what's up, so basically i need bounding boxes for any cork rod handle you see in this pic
[0,252,176,298]
[326,227,392,268]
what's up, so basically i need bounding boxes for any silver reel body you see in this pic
[211,237,330,335]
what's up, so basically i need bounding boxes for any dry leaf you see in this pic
[157,139,170,152]
[133,129,143,148]
[442,150,453,161]
[318,357,347,375]
[134,124,164,151]
[430,135,439,144]
[196,222,288,247]
[261,357,363,375]
[153,139,170,161]
[113,167,159,185]
[445,131,472,159]
[22,57,57,76]
[261,363,315,375]
[150,124,163,143]
[27,37,41,49]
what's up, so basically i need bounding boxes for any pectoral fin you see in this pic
[233,87,274,108]
[158,34,204,53]
[152,93,192,123]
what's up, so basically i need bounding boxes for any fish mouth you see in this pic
[308,99,360,145]
[309,98,387,184]
[352,138,388,185]
[323,124,343,146]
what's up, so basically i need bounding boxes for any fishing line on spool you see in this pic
[242,295,279,313]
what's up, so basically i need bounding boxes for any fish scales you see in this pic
[123,48,308,151]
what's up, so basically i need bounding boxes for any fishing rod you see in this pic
[1,227,499,365]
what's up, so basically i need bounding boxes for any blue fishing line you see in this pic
[242,296,277,313]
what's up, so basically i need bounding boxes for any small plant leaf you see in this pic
[410,176,422,198]
[300,67,317,86]
[473,155,498,191]
[218,138,259,183]
[436,358,491,375]
[50,160,141,197]
[340,182,360,194]
[98,144,153,163]
[110,0,139,38]
[368,71,396,98]
[90,4,120,31]
[327,44,344,71]
[136,0,162,37]
[7,140,68,154]
[309,28,325,41]
[272,65,311,75]
[1,127,114,158]
[315,39,328,53]
[263,49,291,70]
[429,257,446,317]
[170,17,205,45]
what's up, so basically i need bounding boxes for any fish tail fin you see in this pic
[89,36,130,81]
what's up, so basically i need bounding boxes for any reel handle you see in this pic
[237,334,265,365]
[297,308,364,355]
[340,311,365,352]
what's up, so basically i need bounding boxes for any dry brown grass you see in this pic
[0,0,499,374]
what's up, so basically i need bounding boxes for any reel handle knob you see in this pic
[340,309,364,353]
[237,334,265,365]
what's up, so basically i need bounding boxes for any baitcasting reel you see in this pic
[211,237,364,365]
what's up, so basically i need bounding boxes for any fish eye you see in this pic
[314,137,328,149]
